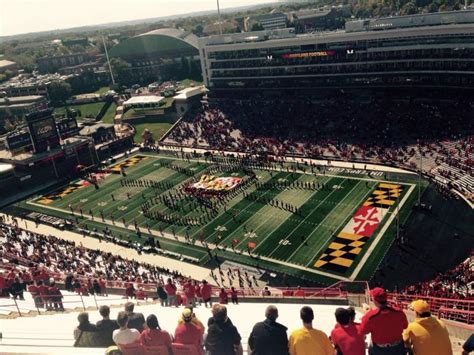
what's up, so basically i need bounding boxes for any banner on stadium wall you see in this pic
[281,50,336,59]
[191,175,242,192]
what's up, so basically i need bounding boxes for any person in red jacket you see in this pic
[294,286,305,298]
[201,280,212,307]
[359,288,408,355]
[136,288,146,301]
[0,272,7,298]
[48,281,64,311]
[28,282,40,307]
[331,308,365,355]
[174,308,204,355]
[37,280,49,309]
[219,288,228,304]
[164,278,177,307]
[195,282,202,305]
[184,280,196,307]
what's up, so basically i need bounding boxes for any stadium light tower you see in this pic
[102,35,116,85]
[217,0,223,35]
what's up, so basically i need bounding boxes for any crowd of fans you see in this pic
[0,219,196,303]
[164,98,474,201]
[67,288,464,355]
[401,255,473,299]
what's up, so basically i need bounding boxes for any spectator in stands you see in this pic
[136,288,146,300]
[288,306,333,355]
[219,288,228,304]
[10,277,24,300]
[463,334,474,355]
[48,281,64,311]
[201,280,212,307]
[28,281,42,308]
[403,300,452,355]
[248,305,288,355]
[165,278,177,307]
[113,311,140,346]
[294,286,305,298]
[73,312,99,347]
[205,304,243,355]
[330,308,365,355]
[184,280,196,307]
[37,280,49,309]
[360,287,408,355]
[157,284,168,306]
[261,287,271,296]
[124,302,145,332]
[140,314,172,351]
[125,283,136,299]
[96,305,119,347]
[174,308,204,354]
[0,272,7,297]
[230,287,239,304]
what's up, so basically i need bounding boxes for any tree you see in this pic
[48,81,72,106]
[110,58,133,86]
[192,25,204,36]
[251,23,264,32]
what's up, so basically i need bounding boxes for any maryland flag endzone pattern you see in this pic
[313,183,403,274]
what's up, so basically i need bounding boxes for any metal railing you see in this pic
[387,293,474,324]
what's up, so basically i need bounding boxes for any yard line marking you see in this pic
[266,178,349,259]
[349,183,416,280]
[303,181,376,267]
[189,171,292,242]
[236,177,331,251]
[289,180,369,263]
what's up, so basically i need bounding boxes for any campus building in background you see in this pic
[199,10,474,99]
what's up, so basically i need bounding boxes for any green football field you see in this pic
[21,153,421,284]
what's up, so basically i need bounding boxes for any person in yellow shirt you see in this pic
[289,306,334,355]
[403,300,453,355]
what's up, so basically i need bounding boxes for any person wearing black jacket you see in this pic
[248,305,289,355]
[205,305,243,355]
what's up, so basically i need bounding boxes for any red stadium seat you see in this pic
[119,342,144,355]
[143,345,169,355]
[171,343,200,355]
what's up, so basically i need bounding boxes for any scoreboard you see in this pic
[26,109,60,153]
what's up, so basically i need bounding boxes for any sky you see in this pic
[0,0,275,37]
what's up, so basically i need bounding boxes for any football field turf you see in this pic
[22,153,420,284]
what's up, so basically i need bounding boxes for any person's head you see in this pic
[411,300,431,318]
[182,308,194,323]
[146,314,160,330]
[117,311,129,328]
[300,306,314,326]
[99,305,110,319]
[202,280,207,285]
[124,302,134,313]
[370,287,388,308]
[265,305,278,322]
[335,308,351,326]
[77,312,89,325]
[211,303,221,316]
[346,306,356,322]
[213,304,228,323]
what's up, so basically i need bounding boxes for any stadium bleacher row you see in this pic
[162,100,474,203]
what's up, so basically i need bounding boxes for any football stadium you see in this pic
[15,152,422,283]
[1,5,473,355]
